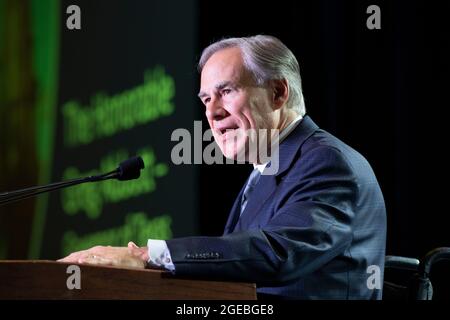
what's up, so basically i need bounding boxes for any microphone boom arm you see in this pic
[0,156,144,206]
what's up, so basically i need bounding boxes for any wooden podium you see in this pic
[0,260,256,300]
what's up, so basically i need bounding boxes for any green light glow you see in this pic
[61,212,172,256]
[61,147,168,219]
[28,0,60,259]
[63,66,175,147]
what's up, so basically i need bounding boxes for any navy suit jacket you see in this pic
[166,116,387,299]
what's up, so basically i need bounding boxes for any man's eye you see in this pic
[222,89,231,95]
[204,98,211,104]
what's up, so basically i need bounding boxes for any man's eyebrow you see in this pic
[197,91,208,99]
[215,81,234,91]
[197,81,235,99]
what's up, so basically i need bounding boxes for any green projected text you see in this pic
[61,212,172,255]
[61,147,168,219]
[63,66,175,147]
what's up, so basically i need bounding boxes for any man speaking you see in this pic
[60,35,387,300]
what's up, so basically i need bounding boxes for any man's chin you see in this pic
[217,136,249,162]
[220,147,248,162]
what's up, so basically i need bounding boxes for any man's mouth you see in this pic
[217,125,239,135]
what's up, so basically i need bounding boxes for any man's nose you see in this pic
[205,97,228,121]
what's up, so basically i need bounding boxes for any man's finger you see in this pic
[58,253,80,263]
[58,250,88,263]
[79,255,111,265]
[128,241,138,249]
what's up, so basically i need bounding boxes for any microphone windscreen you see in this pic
[117,156,145,181]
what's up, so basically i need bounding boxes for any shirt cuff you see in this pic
[147,239,175,272]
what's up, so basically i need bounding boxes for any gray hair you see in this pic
[198,35,306,116]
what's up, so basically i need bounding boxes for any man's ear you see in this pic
[271,78,289,110]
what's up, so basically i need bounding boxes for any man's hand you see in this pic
[58,242,149,269]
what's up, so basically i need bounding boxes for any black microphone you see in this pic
[0,156,145,206]
[115,156,145,181]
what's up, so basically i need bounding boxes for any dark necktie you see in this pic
[240,169,261,216]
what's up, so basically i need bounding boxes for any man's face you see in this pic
[198,47,275,161]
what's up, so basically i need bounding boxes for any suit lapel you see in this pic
[231,115,320,232]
